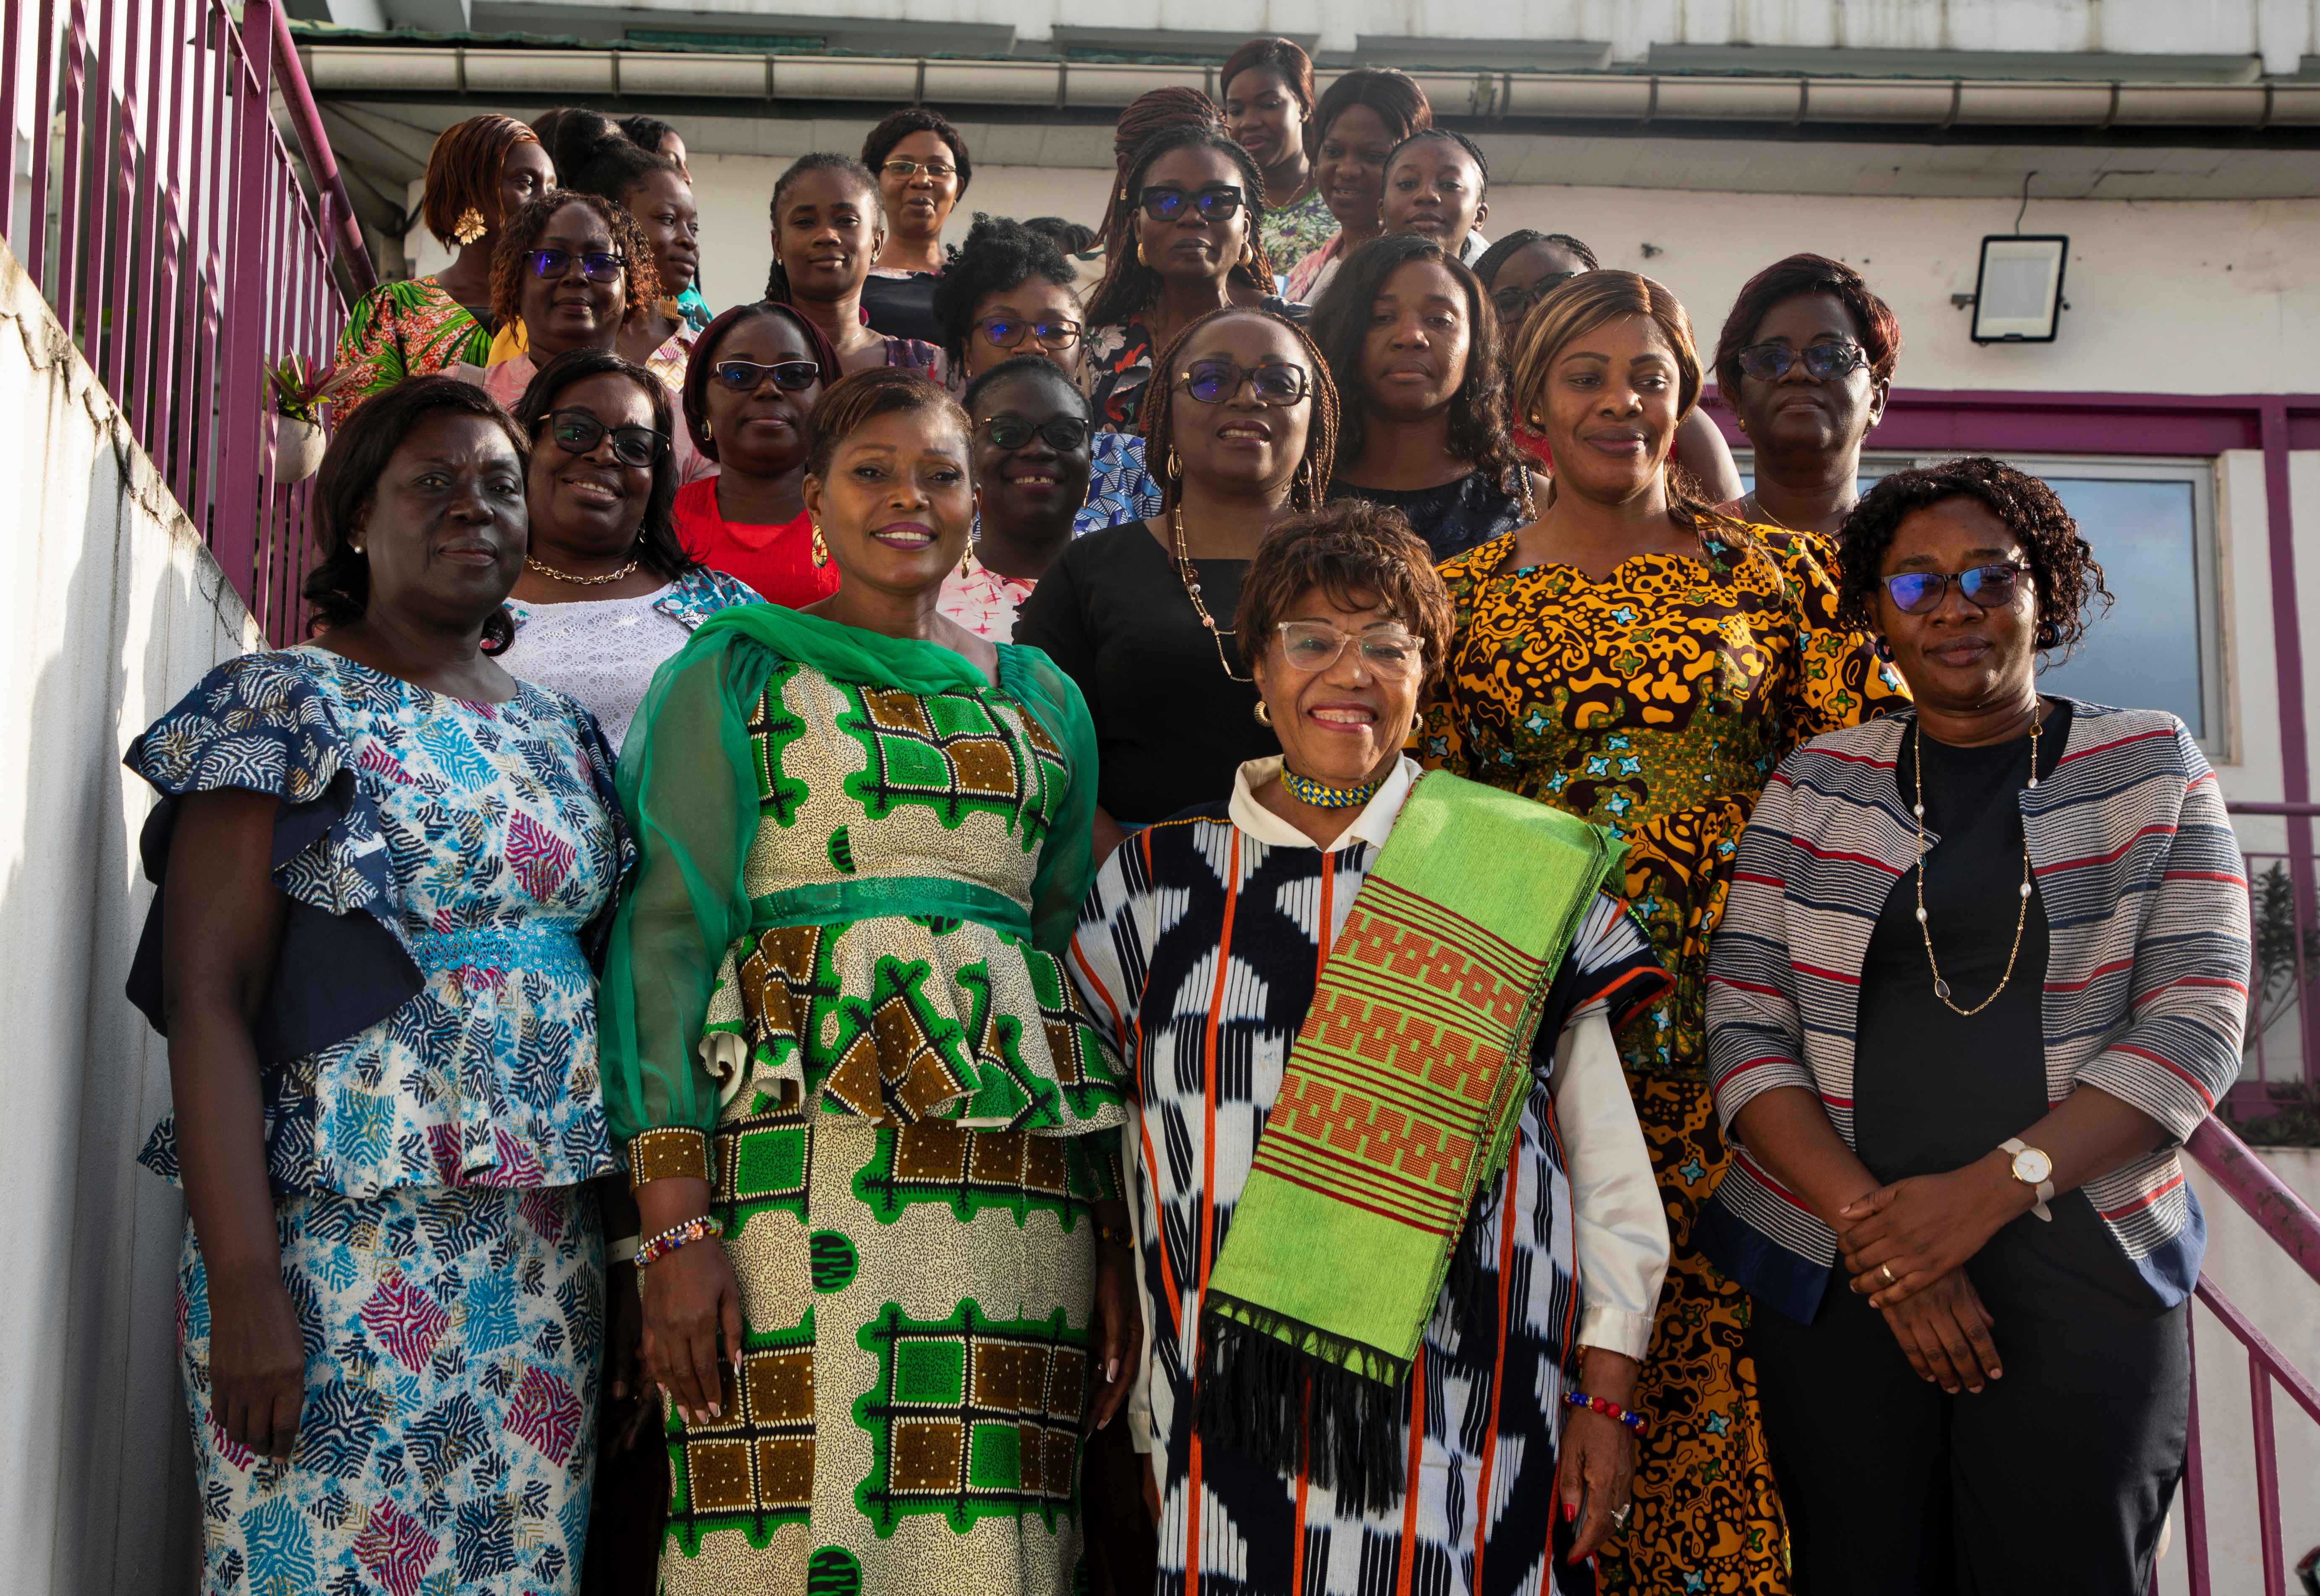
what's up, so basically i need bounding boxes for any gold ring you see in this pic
[1880,1263,1897,1286]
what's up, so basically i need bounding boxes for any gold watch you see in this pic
[2000,1137,2054,1222]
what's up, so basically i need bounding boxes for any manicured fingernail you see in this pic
[1990,1368,2003,1378]
[612,1381,627,1400]
[708,1403,722,1419]
[1107,1358,1121,1382]
[1562,1501,1575,1523]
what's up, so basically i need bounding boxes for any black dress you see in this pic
[860,269,942,345]
[1012,520,1276,825]
[1328,468,1529,563]
[1749,704,2191,1596]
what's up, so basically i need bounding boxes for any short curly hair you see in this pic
[928,214,1078,370]
[489,190,660,339]
[805,367,970,480]
[1714,252,1901,403]
[1835,456,2112,656]
[861,107,973,197]
[1233,498,1456,689]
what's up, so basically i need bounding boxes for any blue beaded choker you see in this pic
[1279,767,1384,810]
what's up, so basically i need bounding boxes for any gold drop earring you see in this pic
[452,207,487,245]
[811,522,829,568]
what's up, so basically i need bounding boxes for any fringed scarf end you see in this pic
[1195,1295,1409,1516]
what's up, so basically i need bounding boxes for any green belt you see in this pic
[747,876,1033,940]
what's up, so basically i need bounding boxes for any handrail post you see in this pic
[2183,1308,2211,1596]
[209,0,274,589]
[2249,1357,2284,1596]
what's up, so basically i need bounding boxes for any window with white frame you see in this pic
[1733,453,2223,749]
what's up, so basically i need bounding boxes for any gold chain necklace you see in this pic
[1171,503,1251,682]
[1912,708,2041,1015]
[525,554,640,587]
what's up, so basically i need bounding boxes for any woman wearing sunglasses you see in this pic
[1713,253,1902,540]
[1421,269,1908,1595]
[499,348,760,753]
[1312,233,1539,561]
[858,107,972,345]
[1019,307,1335,855]
[1281,68,1432,304]
[938,357,1095,639]
[932,213,1162,533]
[1067,497,1672,1595]
[1702,457,2240,1593]
[1082,124,1299,435]
[672,301,846,607]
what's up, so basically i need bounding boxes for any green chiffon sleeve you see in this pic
[598,634,777,1140]
[1001,642,1101,957]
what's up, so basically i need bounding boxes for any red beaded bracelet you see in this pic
[1562,1389,1650,1439]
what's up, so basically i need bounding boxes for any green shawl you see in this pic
[597,602,1101,1141]
[1197,770,1620,1510]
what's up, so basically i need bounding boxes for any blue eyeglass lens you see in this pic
[1887,574,1944,612]
[1959,566,2020,603]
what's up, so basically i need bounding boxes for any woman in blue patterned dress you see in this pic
[126,376,628,1595]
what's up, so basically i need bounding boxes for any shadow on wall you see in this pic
[0,228,251,1596]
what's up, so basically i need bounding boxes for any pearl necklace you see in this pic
[1912,707,2040,1015]
[1279,767,1383,810]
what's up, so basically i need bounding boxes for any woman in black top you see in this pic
[859,107,970,344]
[1312,232,1538,561]
[1016,306,1338,845]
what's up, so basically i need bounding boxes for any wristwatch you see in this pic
[2000,1138,2055,1222]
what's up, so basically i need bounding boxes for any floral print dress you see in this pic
[1421,527,1907,1596]
[129,646,628,1596]
[333,276,494,419]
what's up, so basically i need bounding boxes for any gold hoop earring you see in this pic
[811,522,829,568]
[1252,700,1272,726]
[452,206,487,245]
[702,420,713,442]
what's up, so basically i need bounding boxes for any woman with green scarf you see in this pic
[600,367,1136,1593]
[1068,499,1673,1593]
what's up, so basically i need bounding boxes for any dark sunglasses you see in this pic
[1490,272,1578,321]
[1883,563,2027,615]
[538,408,667,469]
[1138,184,1245,224]
[526,247,624,284]
[710,358,819,394]
[1737,340,1869,383]
[1178,358,1308,407]
[974,315,1083,352]
[980,415,1091,452]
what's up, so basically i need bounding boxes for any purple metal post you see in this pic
[0,0,24,241]
[207,0,272,590]
[25,0,56,284]
[102,0,149,408]
[265,1,373,293]
[2183,1307,2211,1596]
[2251,1357,2284,1596]
[2257,400,2320,1088]
[52,0,86,328]
[149,0,191,488]
[2187,1120,2320,1287]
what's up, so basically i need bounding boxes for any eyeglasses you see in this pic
[710,358,819,394]
[526,248,624,284]
[881,158,957,181]
[1275,621,1424,680]
[973,315,1083,352]
[1736,340,1869,383]
[980,415,1092,452]
[1138,184,1245,224]
[1882,562,2027,615]
[1489,272,1578,322]
[1177,358,1309,406]
[538,409,668,468]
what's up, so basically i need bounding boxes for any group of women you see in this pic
[133,37,2249,1596]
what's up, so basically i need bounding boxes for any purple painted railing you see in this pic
[2,0,372,644]
[2228,801,2320,1121]
[2179,1120,2320,1596]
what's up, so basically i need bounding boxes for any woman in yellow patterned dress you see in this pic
[1421,271,1906,1594]
[601,368,1136,1595]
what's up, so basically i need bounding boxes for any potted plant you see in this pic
[265,354,350,483]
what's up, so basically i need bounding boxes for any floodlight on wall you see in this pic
[1969,235,2069,344]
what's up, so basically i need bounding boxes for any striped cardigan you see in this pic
[1696,700,2248,1324]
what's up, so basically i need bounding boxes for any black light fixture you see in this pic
[1970,234,2069,344]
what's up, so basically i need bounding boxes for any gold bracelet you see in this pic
[628,1127,712,1189]
[1095,1221,1135,1252]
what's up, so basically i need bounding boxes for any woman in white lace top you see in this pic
[496,347,760,750]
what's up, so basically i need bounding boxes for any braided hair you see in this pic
[1097,88,1224,243]
[763,152,879,303]
[1086,125,1275,330]
[1470,229,1599,288]
[1141,306,1338,515]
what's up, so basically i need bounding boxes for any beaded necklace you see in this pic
[1278,767,1383,809]
[1170,503,1251,682]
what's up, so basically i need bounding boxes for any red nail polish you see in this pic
[1563,1501,1575,1523]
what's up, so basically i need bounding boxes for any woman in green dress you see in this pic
[601,367,1137,1594]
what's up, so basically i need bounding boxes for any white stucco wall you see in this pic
[0,232,252,1595]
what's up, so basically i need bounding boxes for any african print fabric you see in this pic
[333,275,492,419]
[128,647,626,1197]
[1076,430,1162,533]
[1421,527,1908,1595]
[938,545,1039,640]
[608,636,1129,1593]
[1069,803,1667,1596]
[179,1184,601,1596]
[1260,187,1338,280]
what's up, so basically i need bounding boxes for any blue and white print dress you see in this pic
[128,645,627,1596]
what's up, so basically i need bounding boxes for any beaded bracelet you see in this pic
[1563,1390,1651,1439]
[635,1214,724,1269]
[1095,1221,1135,1252]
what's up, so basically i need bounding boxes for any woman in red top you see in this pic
[673,300,846,606]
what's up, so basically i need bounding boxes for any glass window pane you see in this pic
[2033,477,2202,738]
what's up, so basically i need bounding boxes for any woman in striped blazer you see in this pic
[1698,456,2247,1593]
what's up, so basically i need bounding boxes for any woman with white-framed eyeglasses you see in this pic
[1018,306,1335,853]
[860,107,972,344]
[1066,497,1673,1593]
[1081,124,1303,434]
[1713,253,1903,540]
[670,301,848,607]
[1702,456,2240,1591]
[499,348,762,751]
